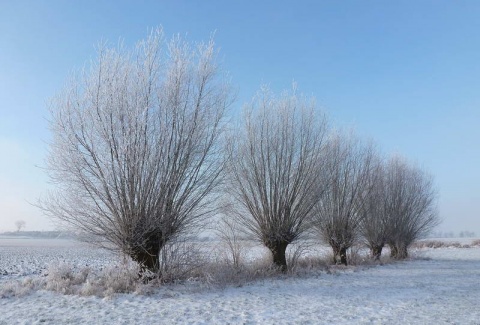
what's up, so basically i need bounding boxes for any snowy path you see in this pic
[1,248,480,324]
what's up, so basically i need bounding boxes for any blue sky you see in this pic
[0,1,479,233]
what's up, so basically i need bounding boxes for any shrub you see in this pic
[215,217,245,269]
[45,262,89,294]
[0,278,40,298]
[471,239,480,247]
[42,260,141,297]
[412,240,469,249]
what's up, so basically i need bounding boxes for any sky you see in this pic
[0,1,479,234]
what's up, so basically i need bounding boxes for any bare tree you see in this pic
[225,87,328,271]
[383,156,439,259]
[216,216,244,269]
[313,133,376,265]
[15,220,26,232]
[359,158,389,260]
[41,28,232,273]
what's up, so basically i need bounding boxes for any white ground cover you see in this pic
[0,237,115,278]
[1,237,480,324]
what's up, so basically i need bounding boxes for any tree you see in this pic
[225,87,328,271]
[216,216,244,269]
[359,158,389,260]
[384,156,439,259]
[313,133,376,265]
[41,28,232,273]
[15,220,26,232]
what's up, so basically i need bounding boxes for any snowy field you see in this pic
[0,237,115,278]
[1,237,480,324]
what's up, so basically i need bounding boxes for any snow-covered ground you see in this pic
[0,237,115,278]
[1,237,480,324]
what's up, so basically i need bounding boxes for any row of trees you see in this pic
[225,91,438,269]
[42,29,439,274]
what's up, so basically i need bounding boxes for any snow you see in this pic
[1,238,480,324]
[0,238,115,278]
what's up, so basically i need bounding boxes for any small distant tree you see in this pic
[15,220,26,232]
[225,87,328,272]
[216,216,244,269]
[313,133,376,265]
[41,28,232,274]
[384,156,440,259]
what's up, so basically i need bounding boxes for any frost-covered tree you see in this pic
[42,28,232,273]
[384,156,439,259]
[313,133,376,265]
[15,220,26,232]
[359,158,389,260]
[225,87,328,271]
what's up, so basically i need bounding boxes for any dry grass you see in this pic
[412,240,474,249]
[471,239,480,247]
[4,239,464,298]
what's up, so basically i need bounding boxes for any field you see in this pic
[1,236,480,324]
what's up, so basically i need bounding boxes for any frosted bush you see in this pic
[0,281,29,298]
[0,277,41,298]
[41,260,142,297]
[215,218,245,269]
[286,243,308,273]
[45,262,75,293]
[346,245,369,266]
[98,262,140,296]
[412,240,471,249]
[155,239,206,283]
[79,279,101,296]
[45,262,90,294]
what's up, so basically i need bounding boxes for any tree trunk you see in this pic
[389,243,398,258]
[331,246,348,265]
[370,245,383,260]
[395,244,408,259]
[266,241,289,272]
[339,247,348,265]
[332,246,340,264]
[130,231,164,274]
[133,249,160,273]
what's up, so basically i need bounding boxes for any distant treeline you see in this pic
[0,231,73,239]
[430,231,477,238]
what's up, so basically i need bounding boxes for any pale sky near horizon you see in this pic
[0,1,479,234]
